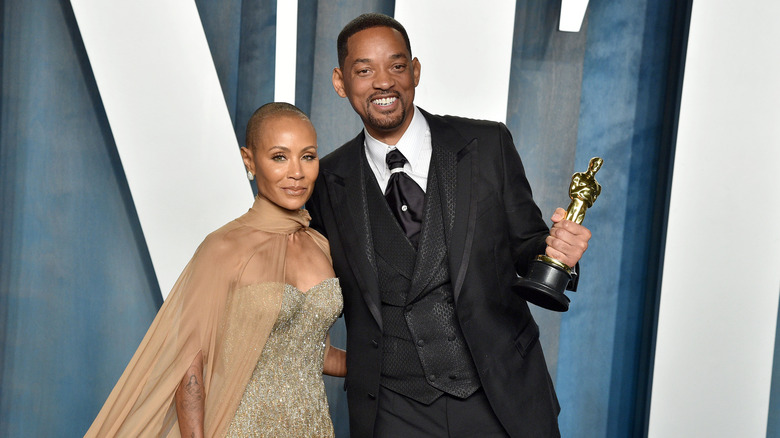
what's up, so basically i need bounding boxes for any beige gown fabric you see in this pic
[85,195,333,437]
[226,279,341,437]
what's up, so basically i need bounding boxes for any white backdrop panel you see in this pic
[649,0,780,436]
[395,0,516,124]
[70,0,250,298]
[559,0,589,32]
[275,0,298,103]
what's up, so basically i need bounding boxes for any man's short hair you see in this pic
[245,102,310,150]
[337,13,412,68]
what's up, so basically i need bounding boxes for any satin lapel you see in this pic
[449,141,477,303]
[420,110,478,304]
[324,137,382,329]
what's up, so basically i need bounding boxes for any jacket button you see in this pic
[371,339,379,348]
[417,339,424,347]
[449,374,457,380]
[405,304,413,312]
[368,392,376,400]
[428,375,436,382]
[448,334,456,341]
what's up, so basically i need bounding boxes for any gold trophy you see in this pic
[514,157,603,311]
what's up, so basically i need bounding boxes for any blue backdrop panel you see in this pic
[555,0,682,436]
[233,0,277,148]
[0,1,161,435]
[769,288,780,437]
[197,0,278,148]
[294,0,319,116]
[506,0,589,380]
[194,0,243,126]
[306,0,395,157]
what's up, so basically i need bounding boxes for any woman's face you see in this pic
[242,115,319,211]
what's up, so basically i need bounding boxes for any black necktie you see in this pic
[384,149,425,249]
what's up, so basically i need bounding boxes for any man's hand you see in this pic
[545,207,592,267]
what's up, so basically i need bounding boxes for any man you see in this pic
[308,13,591,438]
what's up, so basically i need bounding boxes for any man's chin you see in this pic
[366,113,405,133]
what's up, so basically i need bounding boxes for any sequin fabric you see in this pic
[226,278,342,437]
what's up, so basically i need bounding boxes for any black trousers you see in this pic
[373,386,510,437]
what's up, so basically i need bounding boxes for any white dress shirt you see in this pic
[364,106,432,193]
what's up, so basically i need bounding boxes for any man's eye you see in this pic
[393,64,406,71]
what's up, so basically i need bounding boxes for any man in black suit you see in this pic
[308,13,591,438]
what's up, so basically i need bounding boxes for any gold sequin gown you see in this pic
[226,278,343,437]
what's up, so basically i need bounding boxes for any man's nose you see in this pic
[373,69,394,89]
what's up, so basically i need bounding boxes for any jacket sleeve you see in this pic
[495,122,550,277]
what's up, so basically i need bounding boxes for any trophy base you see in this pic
[513,258,572,312]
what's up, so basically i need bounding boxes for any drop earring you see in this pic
[247,170,255,181]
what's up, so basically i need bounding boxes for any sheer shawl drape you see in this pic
[85,196,330,437]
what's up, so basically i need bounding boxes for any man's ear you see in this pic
[412,57,421,87]
[332,68,347,98]
[240,146,255,173]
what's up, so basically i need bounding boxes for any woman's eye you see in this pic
[302,154,317,161]
[272,154,286,161]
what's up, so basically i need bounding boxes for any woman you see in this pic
[85,102,345,437]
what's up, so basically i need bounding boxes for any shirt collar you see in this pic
[364,106,430,177]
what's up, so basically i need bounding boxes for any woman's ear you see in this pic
[240,146,255,173]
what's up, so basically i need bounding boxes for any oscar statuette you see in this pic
[513,157,603,311]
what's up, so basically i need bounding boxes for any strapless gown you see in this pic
[225,278,343,437]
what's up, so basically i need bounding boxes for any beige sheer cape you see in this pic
[85,196,330,437]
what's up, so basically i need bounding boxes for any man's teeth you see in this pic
[373,97,397,106]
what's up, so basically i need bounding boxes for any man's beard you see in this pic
[365,100,406,132]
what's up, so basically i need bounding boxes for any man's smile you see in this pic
[372,96,398,107]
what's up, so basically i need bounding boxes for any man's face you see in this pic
[332,26,420,145]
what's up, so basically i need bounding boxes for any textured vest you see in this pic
[363,152,480,404]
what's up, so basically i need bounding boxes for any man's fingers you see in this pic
[550,207,566,223]
[551,220,592,239]
[545,224,590,266]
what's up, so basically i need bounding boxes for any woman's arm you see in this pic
[175,351,205,438]
[322,334,346,377]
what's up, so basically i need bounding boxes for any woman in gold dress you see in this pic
[85,102,345,437]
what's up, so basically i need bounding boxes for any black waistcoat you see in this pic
[363,151,480,404]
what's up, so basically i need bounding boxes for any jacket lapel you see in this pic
[420,110,478,304]
[322,134,383,328]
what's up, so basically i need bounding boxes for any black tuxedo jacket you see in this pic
[308,109,561,437]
